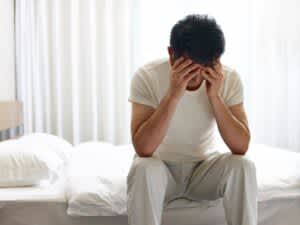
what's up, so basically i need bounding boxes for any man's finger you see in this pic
[205,67,218,79]
[180,64,201,78]
[175,59,194,73]
[201,71,215,83]
[173,56,185,69]
[212,62,222,74]
[183,68,201,82]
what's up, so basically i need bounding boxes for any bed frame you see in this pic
[0,101,23,141]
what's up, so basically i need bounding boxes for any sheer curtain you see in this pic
[16,0,300,151]
[16,0,133,145]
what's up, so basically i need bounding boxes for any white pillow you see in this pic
[0,139,63,187]
[67,142,135,216]
[19,132,73,163]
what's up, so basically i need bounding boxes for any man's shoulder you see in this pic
[222,64,235,76]
[136,57,169,76]
[222,65,241,83]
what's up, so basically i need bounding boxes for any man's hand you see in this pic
[168,56,202,101]
[201,62,224,98]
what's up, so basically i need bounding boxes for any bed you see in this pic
[0,135,300,225]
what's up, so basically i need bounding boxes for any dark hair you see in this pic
[170,14,225,67]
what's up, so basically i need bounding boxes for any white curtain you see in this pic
[16,0,300,151]
[16,0,133,145]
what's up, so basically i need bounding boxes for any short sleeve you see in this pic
[224,70,244,106]
[128,68,158,108]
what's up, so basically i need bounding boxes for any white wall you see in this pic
[0,0,15,101]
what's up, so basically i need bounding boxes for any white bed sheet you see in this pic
[67,143,300,216]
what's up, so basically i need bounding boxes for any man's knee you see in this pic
[226,154,256,174]
[134,156,163,168]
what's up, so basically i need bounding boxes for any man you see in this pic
[127,14,257,225]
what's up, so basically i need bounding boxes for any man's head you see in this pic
[168,14,225,68]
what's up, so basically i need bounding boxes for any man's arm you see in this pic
[201,63,250,154]
[209,98,250,154]
[131,93,179,157]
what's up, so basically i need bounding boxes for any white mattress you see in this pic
[0,196,299,225]
[0,174,66,203]
[0,176,299,225]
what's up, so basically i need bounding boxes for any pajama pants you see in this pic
[127,151,257,225]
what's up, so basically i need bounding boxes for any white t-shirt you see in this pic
[128,58,244,162]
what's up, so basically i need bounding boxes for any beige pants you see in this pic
[127,151,257,225]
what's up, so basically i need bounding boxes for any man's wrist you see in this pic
[208,93,222,103]
[165,91,180,106]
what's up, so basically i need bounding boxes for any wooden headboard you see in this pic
[0,101,23,141]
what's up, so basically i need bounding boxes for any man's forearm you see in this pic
[209,95,250,154]
[133,92,179,157]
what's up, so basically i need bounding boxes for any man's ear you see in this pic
[167,46,175,66]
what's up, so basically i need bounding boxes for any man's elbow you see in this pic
[136,151,153,157]
[231,135,250,155]
[132,139,154,157]
[231,146,248,155]
[135,146,154,157]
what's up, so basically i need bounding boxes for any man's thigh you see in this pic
[183,152,253,201]
[126,154,179,204]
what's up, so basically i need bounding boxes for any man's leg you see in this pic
[127,155,177,225]
[184,152,258,225]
